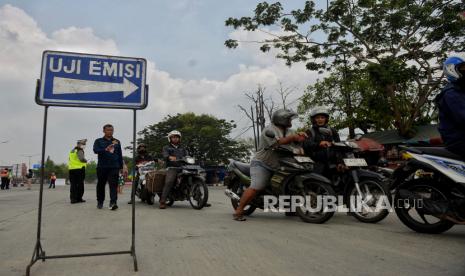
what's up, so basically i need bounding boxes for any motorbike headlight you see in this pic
[402,152,412,160]
[186,157,195,164]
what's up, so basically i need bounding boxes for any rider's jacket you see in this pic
[435,82,465,157]
[303,125,340,163]
[163,144,188,168]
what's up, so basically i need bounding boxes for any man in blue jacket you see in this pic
[93,124,123,210]
[436,54,465,159]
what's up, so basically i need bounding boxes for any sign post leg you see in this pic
[131,109,138,271]
[26,105,49,276]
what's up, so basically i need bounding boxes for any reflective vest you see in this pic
[68,149,86,170]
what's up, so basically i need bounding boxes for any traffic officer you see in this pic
[68,139,87,204]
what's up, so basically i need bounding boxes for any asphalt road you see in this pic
[0,184,464,276]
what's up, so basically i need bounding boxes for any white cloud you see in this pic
[0,4,318,165]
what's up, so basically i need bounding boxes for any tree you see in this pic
[298,64,392,136]
[238,83,300,148]
[137,113,250,165]
[225,1,465,137]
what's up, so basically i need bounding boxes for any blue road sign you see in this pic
[37,51,147,109]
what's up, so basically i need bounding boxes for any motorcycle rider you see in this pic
[233,109,307,221]
[302,106,341,175]
[128,143,154,204]
[159,130,211,209]
[435,54,465,159]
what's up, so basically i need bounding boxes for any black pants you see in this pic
[447,141,465,160]
[69,168,85,201]
[1,177,8,190]
[97,168,119,205]
[49,179,56,188]
[161,168,179,202]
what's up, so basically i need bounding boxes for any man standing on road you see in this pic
[93,124,123,210]
[68,139,87,203]
[0,168,8,190]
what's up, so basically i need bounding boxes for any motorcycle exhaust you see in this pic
[224,189,241,201]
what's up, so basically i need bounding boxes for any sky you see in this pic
[0,0,322,166]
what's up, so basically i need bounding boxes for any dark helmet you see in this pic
[272,109,298,128]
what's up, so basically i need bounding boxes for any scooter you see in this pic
[392,146,465,233]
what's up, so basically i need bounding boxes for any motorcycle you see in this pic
[135,161,157,203]
[150,157,209,210]
[224,130,337,223]
[322,140,391,223]
[392,146,465,233]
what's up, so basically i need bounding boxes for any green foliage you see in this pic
[39,156,98,182]
[298,65,392,136]
[226,0,465,137]
[137,113,250,165]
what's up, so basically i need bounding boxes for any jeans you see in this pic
[96,168,119,205]
[160,168,179,202]
[250,160,273,190]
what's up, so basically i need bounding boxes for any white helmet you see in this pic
[310,106,330,118]
[167,130,181,142]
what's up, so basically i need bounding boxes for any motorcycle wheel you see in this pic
[166,197,175,206]
[229,179,256,216]
[394,180,455,234]
[139,186,149,203]
[189,178,209,210]
[146,191,155,205]
[347,179,390,223]
[296,181,336,224]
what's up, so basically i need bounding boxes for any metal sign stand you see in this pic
[26,80,147,275]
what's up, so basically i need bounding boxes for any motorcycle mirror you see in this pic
[319,127,332,136]
[354,134,363,141]
[265,130,276,139]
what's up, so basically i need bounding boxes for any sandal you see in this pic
[233,214,246,221]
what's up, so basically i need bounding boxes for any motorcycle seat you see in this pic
[408,147,463,161]
[232,161,251,177]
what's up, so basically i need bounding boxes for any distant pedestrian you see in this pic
[6,169,12,189]
[0,168,8,190]
[49,172,57,189]
[26,169,33,190]
[93,124,123,210]
[68,139,87,203]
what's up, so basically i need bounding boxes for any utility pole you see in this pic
[21,154,40,169]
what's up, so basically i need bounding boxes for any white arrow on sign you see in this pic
[52,77,139,98]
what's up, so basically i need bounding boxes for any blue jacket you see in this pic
[93,137,123,169]
[435,83,465,149]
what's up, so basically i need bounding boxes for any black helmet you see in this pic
[272,109,298,128]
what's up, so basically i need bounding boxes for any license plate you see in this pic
[343,158,368,167]
[294,156,313,163]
